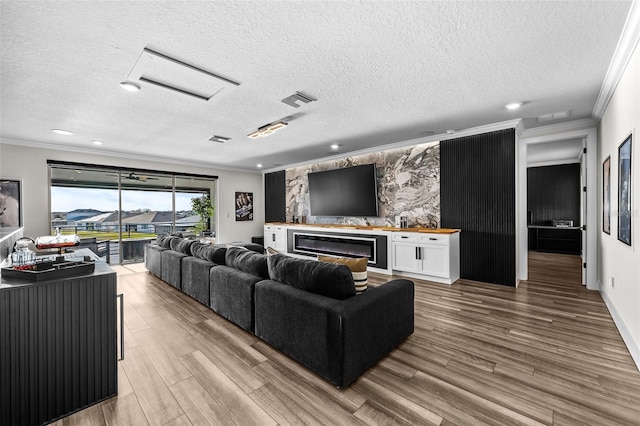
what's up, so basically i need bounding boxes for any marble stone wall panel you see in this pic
[285,141,440,227]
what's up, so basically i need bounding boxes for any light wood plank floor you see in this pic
[52,252,640,425]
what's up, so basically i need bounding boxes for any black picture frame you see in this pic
[603,156,611,234]
[235,191,253,221]
[618,134,632,246]
[0,178,22,228]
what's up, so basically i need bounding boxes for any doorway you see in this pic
[520,128,598,290]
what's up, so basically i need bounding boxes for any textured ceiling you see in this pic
[0,1,632,171]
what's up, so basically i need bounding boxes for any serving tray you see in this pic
[1,260,95,282]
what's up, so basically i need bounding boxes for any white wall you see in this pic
[598,41,640,368]
[0,142,264,244]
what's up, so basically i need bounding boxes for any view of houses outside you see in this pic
[51,188,208,264]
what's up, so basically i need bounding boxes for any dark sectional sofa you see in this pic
[144,235,414,388]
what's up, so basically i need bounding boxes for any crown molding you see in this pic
[527,159,581,169]
[0,137,260,174]
[520,118,597,141]
[592,0,640,121]
[263,118,522,173]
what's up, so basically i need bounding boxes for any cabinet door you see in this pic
[392,242,420,273]
[264,227,277,250]
[419,244,449,277]
[274,229,287,251]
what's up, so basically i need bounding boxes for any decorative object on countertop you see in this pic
[35,229,80,254]
[11,237,36,267]
[2,257,95,281]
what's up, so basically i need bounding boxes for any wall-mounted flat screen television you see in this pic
[308,164,379,217]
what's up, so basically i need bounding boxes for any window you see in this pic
[49,162,217,264]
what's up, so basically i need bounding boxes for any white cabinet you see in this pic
[264,225,287,251]
[391,232,460,284]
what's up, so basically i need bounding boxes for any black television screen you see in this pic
[308,164,379,216]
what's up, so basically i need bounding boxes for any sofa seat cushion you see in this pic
[182,257,218,306]
[191,242,227,265]
[267,253,356,300]
[225,246,269,280]
[144,243,166,277]
[318,255,368,293]
[210,266,262,332]
[160,249,187,289]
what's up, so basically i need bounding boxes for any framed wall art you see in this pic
[618,134,632,246]
[603,156,611,234]
[235,191,253,221]
[0,178,22,228]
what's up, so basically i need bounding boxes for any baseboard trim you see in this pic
[601,290,640,372]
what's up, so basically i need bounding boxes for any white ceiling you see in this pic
[0,1,633,171]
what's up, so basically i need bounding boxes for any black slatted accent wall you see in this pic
[440,129,516,286]
[265,170,286,222]
[527,163,581,226]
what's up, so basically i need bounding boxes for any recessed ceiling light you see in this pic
[330,144,340,150]
[51,129,73,136]
[505,102,523,110]
[256,164,263,168]
[92,140,104,145]
[120,81,141,92]
[446,129,456,135]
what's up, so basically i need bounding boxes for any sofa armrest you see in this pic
[254,280,345,385]
[254,278,414,387]
[341,279,414,386]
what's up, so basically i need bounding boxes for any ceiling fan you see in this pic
[105,172,160,182]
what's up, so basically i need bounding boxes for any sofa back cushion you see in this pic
[225,246,269,279]
[190,242,227,265]
[267,254,356,300]
[170,237,194,255]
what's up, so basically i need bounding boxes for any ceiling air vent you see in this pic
[128,48,240,101]
[536,111,570,123]
[209,135,230,143]
[281,92,316,108]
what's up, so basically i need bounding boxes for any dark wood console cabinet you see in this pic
[0,259,117,425]
[528,226,582,255]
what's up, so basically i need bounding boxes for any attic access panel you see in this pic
[128,48,239,101]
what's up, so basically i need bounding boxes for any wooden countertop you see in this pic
[265,223,460,234]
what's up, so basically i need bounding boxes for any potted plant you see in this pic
[191,194,215,236]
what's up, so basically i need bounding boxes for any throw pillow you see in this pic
[265,246,280,256]
[267,253,356,300]
[318,255,368,293]
[225,246,270,279]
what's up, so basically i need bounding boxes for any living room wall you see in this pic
[284,141,440,227]
[0,143,264,244]
[598,40,640,368]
